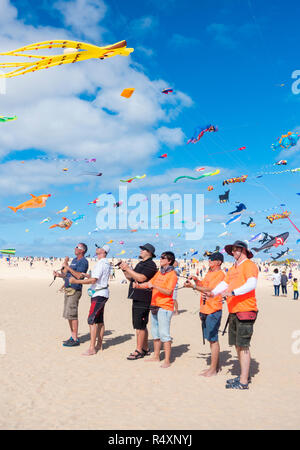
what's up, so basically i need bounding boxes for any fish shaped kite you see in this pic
[49,217,72,230]
[187,124,218,144]
[241,217,256,228]
[252,232,289,252]
[223,175,248,185]
[275,160,287,165]
[114,201,123,208]
[223,214,242,227]
[157,209,179,218]
[272,131,300,150]
[0,40,134,78]
[266,211,291,224]
[158,154,167,159]
[0,115,17,122]
[120,174,146,183]
[207,186,214,191]
[57,206,68,214]
[174,169,220,183]
[73,214,85,222]
[162,88,173,94]
[8,194,51,212]
[0,249,16,255]
[229,203,247,215]
[40,217,51,224]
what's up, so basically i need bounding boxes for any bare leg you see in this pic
[142,327,149,352]
[200,341,220,376]
[161,341,171,368]
[236,346,251,384]
[82,324,97,355]
[69,319,78,341]
[173,300,179,315]
[145,339,161,362]
[95,323,105,351]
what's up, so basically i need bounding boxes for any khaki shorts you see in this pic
[228,313,254,348]
[63,290,82,320]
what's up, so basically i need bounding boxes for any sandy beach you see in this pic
[0,258,300,430]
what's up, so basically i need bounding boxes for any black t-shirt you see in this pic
[128,258,157,303]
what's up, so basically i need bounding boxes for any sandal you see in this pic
[142,348,151,356]
[225,380,249,390]
[127,350,144,360]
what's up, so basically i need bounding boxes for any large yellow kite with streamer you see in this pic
[0,40,134,78]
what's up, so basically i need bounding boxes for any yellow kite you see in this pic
[0,40,134,78]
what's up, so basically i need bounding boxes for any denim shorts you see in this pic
[151,308,173,342]
[200,310,222,342]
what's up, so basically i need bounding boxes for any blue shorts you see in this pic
[151,308,173,342]
[200,310,222,342]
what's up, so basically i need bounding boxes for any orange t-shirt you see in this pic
[224,259,258,313]
[198,269,225,315]
[150,270,178,311]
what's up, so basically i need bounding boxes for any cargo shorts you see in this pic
[228,313,254,348]
[63,290,82,320]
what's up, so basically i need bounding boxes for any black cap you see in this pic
[224,240,253,259]
[139,243,156,258]
[208,252,224,263]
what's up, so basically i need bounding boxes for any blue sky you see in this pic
[0,0,299,260]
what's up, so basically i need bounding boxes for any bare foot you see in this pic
[145,357,160,362]
[82,349,96,356]
[160,362,171,368]
[200,369,218,377]
[199,368,209,376]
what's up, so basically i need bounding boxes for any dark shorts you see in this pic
[228,313,255,348]
[200,310,222,342]
[88,296,108,325]
[132,301,150,330]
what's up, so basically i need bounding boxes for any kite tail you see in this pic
[49,224,58,229]
[8,206,17,212]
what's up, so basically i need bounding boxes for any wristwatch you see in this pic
[231,290,235,296]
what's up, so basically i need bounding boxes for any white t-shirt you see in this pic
[272,273,281,286]
[90,258,111,298]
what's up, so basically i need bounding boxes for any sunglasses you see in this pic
[160,255,168,259]
[76,246,84,250]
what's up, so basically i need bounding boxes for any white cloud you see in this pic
[0,0,193,197]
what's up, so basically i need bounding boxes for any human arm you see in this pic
[120,262,148,283]
[69,276,97,285]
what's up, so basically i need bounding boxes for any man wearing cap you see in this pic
[69,244,111,355]
[185,252,225,377]
[54,243,89,347]
[195,241,258,390]
[120,244,157,360]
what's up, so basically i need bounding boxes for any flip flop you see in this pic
[127,350,144,360]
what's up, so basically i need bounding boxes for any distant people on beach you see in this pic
[272,268,281,296]
[292,278,299,300]
[281,271,288,296]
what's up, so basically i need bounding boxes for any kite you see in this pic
[130,229,138,232]
[162,88,173,94]
[57,206,68,214]
[191,251,198,256]
[271,131,300,150]
[203,247,220,257]
[106,240,114,244]
[266,211,291,224]
[255,167,300,177]
[271,248,290,261]
[121,88,135,98]
[82,172,103,176]
[120,174,146,183]
[224,214,242,226]
[62,168,68,172]
[297,239,300,244]
[49,217,72,230]
[173,169,220,183]
[219,190,230,203]
[73,214,85,222]
[187,124,218,144]
[223,175,248,185]
[229,203,247,215]
[40,217,51,224]
[157,209,179,218]
[114,201,123,208]
[8,194,51,212]
[119,241,125,245]
[196,167,205,172]
[241,217,255,227]
[251,232,289,252]
[158,154,167,159]
[88,198,99,205]
[275,160,287,165]
[25,229,29,232]
[0,115,17,122]
[0,40,134,78]
[117,250,126,255]
[0,249,16,255]
[218,231,230,237]
[207,186,213,191]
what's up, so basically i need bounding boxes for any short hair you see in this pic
[79,243,88,254]
[161,251,175,266]
[274,268,278,273]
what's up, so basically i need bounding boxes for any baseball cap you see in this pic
[102,244,110,255]
[139,243,156,257]
[208,252,224,263]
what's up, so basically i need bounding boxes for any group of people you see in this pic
[53,239,260,390]
[271,268,298,299]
